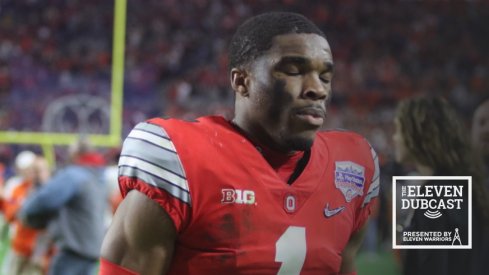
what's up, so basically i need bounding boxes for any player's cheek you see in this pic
[264,79,293,122]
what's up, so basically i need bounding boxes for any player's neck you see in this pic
[230,118,297,156]
[229,118,306,184]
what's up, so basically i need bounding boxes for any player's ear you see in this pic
[230,68,250,97]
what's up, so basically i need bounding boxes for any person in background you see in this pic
[1,150,41,275]
[29,156,56,274]
[393,96,489,275]
[472,98,489,188]
[1,151,37,215]
[0,148,14,261]
[0,161,5,211]
[103,148,122,229]
[19,138,108,275]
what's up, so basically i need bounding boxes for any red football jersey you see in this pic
[119,116,380,275]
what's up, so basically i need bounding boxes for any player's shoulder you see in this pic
[144,115,227,133]
[122,116,229,158]
[317,128,371,149]
[318,130,380,209]
[315,128,378,171]
[120,115,228,166]
[119,119,191,205]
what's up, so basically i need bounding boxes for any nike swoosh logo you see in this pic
[324,203,345,218]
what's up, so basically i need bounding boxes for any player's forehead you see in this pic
[267,33,333,64]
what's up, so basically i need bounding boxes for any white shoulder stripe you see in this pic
[135,122,169,138]
[370,147,380,183]
[128,129,176,152]
[121,138,185,178]
[120,123,191,204]
[363,146,380,207]
[119,165,191,204]
[119,155,189,192]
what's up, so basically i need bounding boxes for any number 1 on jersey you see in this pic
[275,226,306,275]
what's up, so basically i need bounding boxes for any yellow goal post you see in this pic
[0,0,127,167]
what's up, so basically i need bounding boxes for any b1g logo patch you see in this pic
[334,161,365,202]
[221,189,256,205]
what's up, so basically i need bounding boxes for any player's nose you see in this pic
[301,73,328,101]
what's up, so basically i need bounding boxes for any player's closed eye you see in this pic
[319,75,331,84]
[319,70,333,84]
[282,66,302,76]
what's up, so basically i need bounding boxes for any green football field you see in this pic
[0,233,9,275]
[357,250,401,275]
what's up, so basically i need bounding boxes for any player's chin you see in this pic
[283,130,317,151]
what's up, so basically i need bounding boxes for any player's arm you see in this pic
[338,221,368,275]
[100,190,177,275]
[339,140,380,275]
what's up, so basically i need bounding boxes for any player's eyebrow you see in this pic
[276,56,309,66]
[276,56,334,72]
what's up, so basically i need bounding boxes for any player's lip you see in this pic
[293,106,326,126]
[294,106,326,119]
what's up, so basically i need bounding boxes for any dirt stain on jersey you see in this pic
[219,213,238,239]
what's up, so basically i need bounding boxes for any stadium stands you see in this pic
[0,0,488,167]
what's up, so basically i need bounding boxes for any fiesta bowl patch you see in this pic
[335,161,365,202]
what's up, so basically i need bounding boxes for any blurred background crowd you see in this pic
[0,0,488,274]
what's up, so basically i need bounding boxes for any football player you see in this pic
[100,12,379,275]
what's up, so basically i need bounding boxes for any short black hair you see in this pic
[229,12,326,70]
